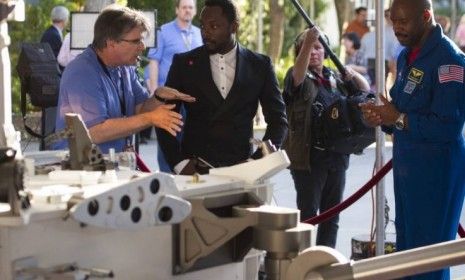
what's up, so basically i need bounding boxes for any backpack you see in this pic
[16,43,61,139]
[17,43,61,108]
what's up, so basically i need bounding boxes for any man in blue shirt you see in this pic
[54,6,195,153]
[147,0,202,92]
[361,0,465,278]
[147,0,202,171]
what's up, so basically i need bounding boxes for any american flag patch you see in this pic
[438,65,464,83]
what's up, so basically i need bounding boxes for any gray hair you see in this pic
[92,6,151,50]
[51,6,69,22]
[176,0,197,7]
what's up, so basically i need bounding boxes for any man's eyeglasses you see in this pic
[119,38,145,45]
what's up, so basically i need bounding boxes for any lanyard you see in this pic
[181,31,192,50]
[95,51,133,147]
[96,53,127,116]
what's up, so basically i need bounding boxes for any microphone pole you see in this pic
[290,0,348,77]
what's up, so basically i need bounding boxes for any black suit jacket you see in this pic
[40,25,62,58]
[157,45,288,171]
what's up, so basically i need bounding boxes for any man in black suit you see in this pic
[39,5,69,150]
[156,0,288,175]
[40,5,69,58]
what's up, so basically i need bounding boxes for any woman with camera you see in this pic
[282,27,369,248]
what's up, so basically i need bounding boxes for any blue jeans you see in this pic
[290,149,349,248]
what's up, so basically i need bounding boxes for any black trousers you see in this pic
[290,149,349,248]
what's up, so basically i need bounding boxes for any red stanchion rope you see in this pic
[458,224,465,238]
[302,158,465,238]
[303,159,393,225]
[134,150,465,237]
[135,152,151,173]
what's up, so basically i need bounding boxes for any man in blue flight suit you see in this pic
[361,0,465,279]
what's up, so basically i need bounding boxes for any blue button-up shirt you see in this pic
[147,20,202,86]
[54,46,148,153]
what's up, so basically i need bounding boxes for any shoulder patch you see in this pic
[438,65,464,83]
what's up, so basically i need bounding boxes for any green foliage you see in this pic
[274,55,294,89]
[233,0,329,86]
[8,0,78,113]
[117,0,128,6]
[127,0,173,25]
[127,0,205,26]
[237,0,256,51]
[281,0,328,62]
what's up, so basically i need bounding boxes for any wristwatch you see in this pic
[395,113,406,130]
[154,93,167,103]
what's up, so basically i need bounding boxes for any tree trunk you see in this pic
[268,0,285,65]
[334,0,353,37]
[84,0,116,12]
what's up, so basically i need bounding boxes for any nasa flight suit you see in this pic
[387,25,465,280]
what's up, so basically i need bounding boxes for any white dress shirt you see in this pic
[209,45,237,99]
[57,33,84,67]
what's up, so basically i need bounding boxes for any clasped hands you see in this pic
[359,94,400,127]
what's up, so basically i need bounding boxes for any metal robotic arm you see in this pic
[69,172,191,229]
[286,238,465,280]
[175,195,465,280]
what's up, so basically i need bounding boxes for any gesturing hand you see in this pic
[343,66,356,81]
[147,104,184,136]
[155,86,196,103]
[304,27,320,44]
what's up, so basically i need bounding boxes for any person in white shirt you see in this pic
[57,33,84,67]
[359,8,401,89]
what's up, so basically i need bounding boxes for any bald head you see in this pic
[392,0,432,18]
[393,0,431,8]
[390,0,435,48]
[411,0,432,10]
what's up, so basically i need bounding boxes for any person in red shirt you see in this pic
[344,7,369,39]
